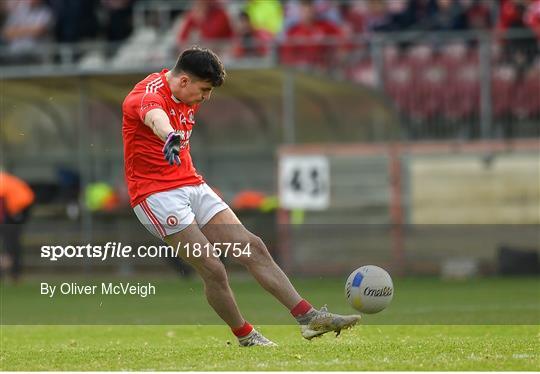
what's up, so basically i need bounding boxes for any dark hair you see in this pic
[172,46,226,87]
[239,10,250,21]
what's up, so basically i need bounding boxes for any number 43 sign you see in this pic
[279,155,330,210]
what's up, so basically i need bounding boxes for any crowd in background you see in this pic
[1,0,539,65]
[0,0,134,63]
[1,1,538,282]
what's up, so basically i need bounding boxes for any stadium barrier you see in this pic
[277,139,540,276]
[1,29,538,140]
[1,68,396,274]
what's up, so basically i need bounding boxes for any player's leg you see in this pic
[200,203,361,339]
[201,208,302,309]
[164,223,275,346]
[163,221,245,329]
[134,189,275,346]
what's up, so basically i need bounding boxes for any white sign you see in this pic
[279,155,330,210]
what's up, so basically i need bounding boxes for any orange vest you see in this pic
[0,172,35,216]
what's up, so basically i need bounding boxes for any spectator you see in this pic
[283,0,342,33]
[177,0,234,49]
[244,0,284,35]
[460,0,492,30]
[341,0,443,34]
[428,0,468,31]
[340,0,368,36]
[49,0,99,43]
[1,0,52,64]
[524,0,540,39]
[0,171,35,282]
[498,0,529,32]
[369,0,416,32]
[362,0,393,32]
[0,2,9,27]
[233,11,273,57]
[408,0,439,30]
[497,0,538,74]
[280,0,345,68]
[101,0,134,43]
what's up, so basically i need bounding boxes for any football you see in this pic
[345,265,394,314]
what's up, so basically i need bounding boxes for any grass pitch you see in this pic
[1,276,539,370]
[2,325,538,370]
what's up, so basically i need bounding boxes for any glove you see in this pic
[162,132,181,166]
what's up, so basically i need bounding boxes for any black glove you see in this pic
[162,132,181,166]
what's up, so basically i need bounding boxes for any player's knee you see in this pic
[250,235,268,254]
[240,234,272,266]
[196,257,227,284]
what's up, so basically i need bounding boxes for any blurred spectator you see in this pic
[340,0,367,35]
[340,0,410,34]
[497,0,539,74]
[233,11,273,57]
[408,0,439,30]
[379,0,417,31]
[461,0,492,30]
[0,172,35,282]
[177,0,234,48]
[101,0,134,43]
[362,0,394,32]
[428,0,468,31]
[49,0,99,43]
[0,0,52,64]
[244,0,283,35]
[342,0,491,34]
[498,0,529,31]
[524,0,540,39]
[280,0,345,68]
[0,2,8,27]
[283,0,342,33]
[342,0,435,33]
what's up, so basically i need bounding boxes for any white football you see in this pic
[345,265,394,314]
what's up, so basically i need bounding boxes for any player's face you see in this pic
[177,75,214,105]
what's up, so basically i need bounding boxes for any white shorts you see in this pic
[133,183,229,239]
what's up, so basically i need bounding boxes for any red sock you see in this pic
[290,299,313,317]
[232,321,253,337]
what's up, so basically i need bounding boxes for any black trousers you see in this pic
[0,207,31,281]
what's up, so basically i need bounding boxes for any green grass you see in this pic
[1,276,539,370]
[1,325,538,370]
[2,276,539,324]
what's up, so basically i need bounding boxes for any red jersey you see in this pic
[122,69,204,207]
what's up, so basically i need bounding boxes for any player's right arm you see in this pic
[143,109,182,166]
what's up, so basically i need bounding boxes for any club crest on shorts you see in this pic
[166,215,178,227]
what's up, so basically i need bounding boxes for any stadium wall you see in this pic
[277,140,540,276]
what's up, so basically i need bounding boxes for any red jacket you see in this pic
[525,0,540,39]
[178,5,234,44]
[280,19,344,67]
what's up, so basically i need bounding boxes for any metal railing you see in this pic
[2,29,538,141]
